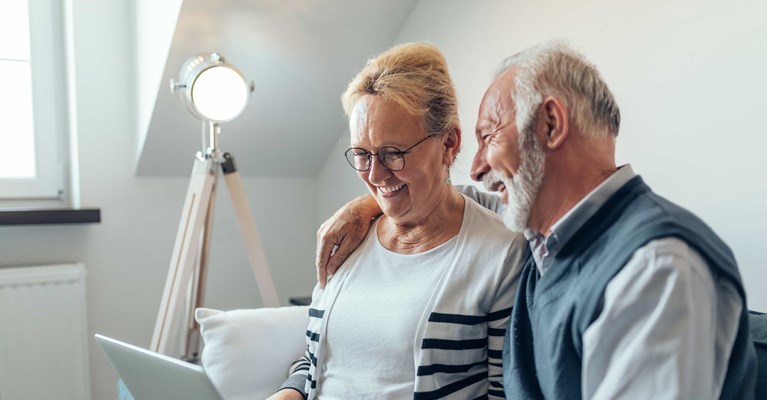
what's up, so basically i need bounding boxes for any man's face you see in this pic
[471,70,546,232]
[471,72,523,204]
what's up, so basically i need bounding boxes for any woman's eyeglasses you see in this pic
[344,133,439,172]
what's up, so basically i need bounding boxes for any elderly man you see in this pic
[315,41,756,399]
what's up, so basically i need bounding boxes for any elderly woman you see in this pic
[269,42,525,400]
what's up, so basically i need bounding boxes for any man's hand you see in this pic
[316,195,382,288]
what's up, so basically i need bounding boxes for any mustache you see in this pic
[482,170,509,192]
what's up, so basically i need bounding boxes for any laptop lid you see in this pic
[95,334,222,400]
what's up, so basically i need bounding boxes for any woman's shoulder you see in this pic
[462,194,523,242]
[310,227,378,303]
[453,198,526,270]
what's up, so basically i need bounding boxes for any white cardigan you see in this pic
[282,195,527,399]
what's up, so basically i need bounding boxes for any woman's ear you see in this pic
[443,127,461,166]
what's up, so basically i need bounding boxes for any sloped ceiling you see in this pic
[136,0,418,177]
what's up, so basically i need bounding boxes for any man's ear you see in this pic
[539,96,569,150]
[443,127,461,166]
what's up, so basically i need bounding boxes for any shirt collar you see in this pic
[523,164,636,273]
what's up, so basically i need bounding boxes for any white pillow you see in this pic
[195,306,309,400]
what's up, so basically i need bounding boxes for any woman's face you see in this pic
[349,96,447,226]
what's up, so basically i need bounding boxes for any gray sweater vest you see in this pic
[503,176,757,399]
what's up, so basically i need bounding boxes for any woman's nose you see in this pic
[368,155,391,184]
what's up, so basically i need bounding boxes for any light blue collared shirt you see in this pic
[523,165,636,276]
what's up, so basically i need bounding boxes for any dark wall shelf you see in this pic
[0,208,101,226]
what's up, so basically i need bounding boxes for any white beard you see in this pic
[483,130,545,232]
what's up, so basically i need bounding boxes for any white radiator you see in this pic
[0,263,90,400]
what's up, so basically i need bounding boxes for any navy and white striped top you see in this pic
[281,195,526,399]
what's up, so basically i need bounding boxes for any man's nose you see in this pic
[470,150,488,182]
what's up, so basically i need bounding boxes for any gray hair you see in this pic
[497,41,620,138]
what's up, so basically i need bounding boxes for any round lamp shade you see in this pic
[175,53,252,123]
[191,66,249,122]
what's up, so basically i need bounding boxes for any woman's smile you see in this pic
[378,183,407,197]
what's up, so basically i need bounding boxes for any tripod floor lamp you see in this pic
[151,53,280,361]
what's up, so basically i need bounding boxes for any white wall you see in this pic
[132,0,183,161]
[317,135,369,224]
[0,1,317,399]
[317,0,767,311]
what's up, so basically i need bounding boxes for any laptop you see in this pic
[95,334,222,400]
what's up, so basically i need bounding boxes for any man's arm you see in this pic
[456,185,504,215]
[582,238,742,399]
[316,195,381,288]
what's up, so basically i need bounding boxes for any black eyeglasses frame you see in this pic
[344,133,440,172]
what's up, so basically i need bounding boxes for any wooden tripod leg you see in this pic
[221,153,280,307]
[183,177,216,362]
[151,158,217,356]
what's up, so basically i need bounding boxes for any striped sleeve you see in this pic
[487,306,512,399]
[416,311,502,399]
[278,330,313,396]
[278,304,325,397]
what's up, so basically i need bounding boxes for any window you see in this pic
[0,0,68,203]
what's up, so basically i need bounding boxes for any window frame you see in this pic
[0,0,70,205]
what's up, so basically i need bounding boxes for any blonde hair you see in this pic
[341,42,460,137]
